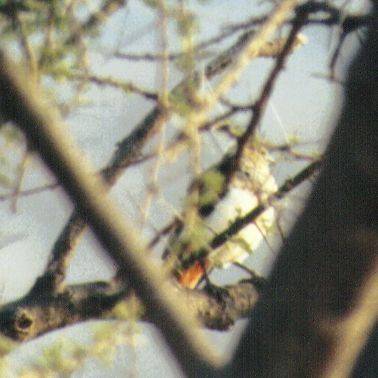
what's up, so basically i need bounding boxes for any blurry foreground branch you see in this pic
[0,52,222,376]
[228,4,378,377]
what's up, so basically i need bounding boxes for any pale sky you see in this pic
[0,1,369,376]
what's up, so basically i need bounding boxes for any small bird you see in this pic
[164,139,277,289]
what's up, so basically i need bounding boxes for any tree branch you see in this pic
[229,5,378,377]
[0,276,261,342]
[0,49,223,375]
[179,159,321,271]
[66,0,128,46]
[232,8,308,185]
[43,3,306,292]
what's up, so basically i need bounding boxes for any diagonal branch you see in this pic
[178,159,322,271]
[66,0,128,46]
[0,276,261,341]
[229,5,378,376]
[43,5,306,292]
[210,158,321,251]
[70,74,159,101]
[0,51,223,375]
[231,8,308,187]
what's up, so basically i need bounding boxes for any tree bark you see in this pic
[229,5,378,377]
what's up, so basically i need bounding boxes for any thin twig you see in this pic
[0,51,224,374]
[66,0,128,46]
[10,149,30,212]
[140,0,170,225]
[44,10,297,287]
[232,10,309,186]
[0,182,60,201]
[72,74,159,101]
[180,159,322,269]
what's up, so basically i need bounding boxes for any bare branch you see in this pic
[0,276,261,341]
[70,74,159,101]
[229,6,378,376]
[210,159,321,251]
[0,280,127,341]
[177,159,322,271]
[0,50,223,375]
[231,9,308,187]
[44,2,305,291]
[0,182,60,202]
[66,0,128,46]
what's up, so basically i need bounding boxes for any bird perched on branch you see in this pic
[163,138,277,289]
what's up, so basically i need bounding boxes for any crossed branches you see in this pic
[0,1,376,377]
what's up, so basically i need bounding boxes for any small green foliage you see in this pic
[169,77,201,116]
[179,215,208,251]
[23,338,87,377]
[175,10,198,38]
[112,296,144,321]
[0,172,11,188]
[198,169,225,207]
[0,0,112,111]
[14,322,140,377]
[0,336,15,356]
[287,133,301,144]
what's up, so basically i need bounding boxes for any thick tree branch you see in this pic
[0,51,223,375]
[0,277,261,342]
[297,1,373,33]
[229,5,378,377]
[0,4,303,370]
[0,281,127,341]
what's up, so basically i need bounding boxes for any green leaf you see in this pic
[198,169,225,207]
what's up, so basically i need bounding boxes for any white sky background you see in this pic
[0,0,370,376]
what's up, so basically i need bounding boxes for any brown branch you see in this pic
[226,2,372,34]
[66,0,128,46]
[71,74,159,101]
[229,5,378,376]
[163,18,307,185]
[42,105,168,291]
[0,51,223,374]
[114,15,259,63]
[210,159,321,250]
[0,182,60,201]
[115,50,189,62]
[0,280,128,341]
[231,9,308,187]
[179,159,322,271]
[0,276,261,342]
[43,10,305,292]
[115,15,302,65]
[148,221,177,249]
